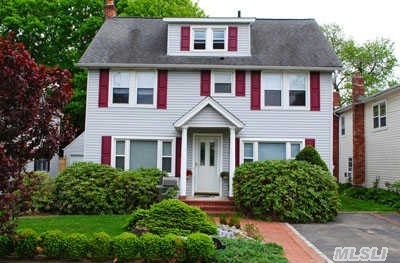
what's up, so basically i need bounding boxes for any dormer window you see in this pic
[191,27,227,51]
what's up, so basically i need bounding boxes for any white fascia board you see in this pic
[163,18,256,24]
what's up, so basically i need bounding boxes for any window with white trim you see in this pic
[346,157,353,180]
[191,27,227,51]
[340,116,346,136]
[114,139,174,175]
[212,71,234,95]
[34,159,50,172]
[110,70,156,107]
[261,72,309,109]
[242,140,304,163]
[373,101,386,129]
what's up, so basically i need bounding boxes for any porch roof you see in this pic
[174,97,245,129]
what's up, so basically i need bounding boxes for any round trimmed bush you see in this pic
[160,234,184,262]
[64,233,89,260]
[14,228,38,258]
[295,145,328,170]
[140,233,162,261]
[39,230,66,258]
[112,232,140,261]
[126,199,218,236]
[89,232,112,261]
[234,160,340,223]
[185,233,215,262]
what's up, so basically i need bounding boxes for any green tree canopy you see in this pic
[321,24,398,105]
[0,0,206,133]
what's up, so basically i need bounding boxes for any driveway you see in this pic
[292,213,400,263]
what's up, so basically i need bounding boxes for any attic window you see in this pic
[193,29,206,50]
[213,29,225,49]
[191,27,228,51]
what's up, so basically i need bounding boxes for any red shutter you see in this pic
[200,70,211,96]
[180,26,190,51]
[251,71,261,110]
[235,138,240,167]
[305,138,316,148]
[310,72,320,111]
[175,137,182,177]
[235,70,246,96]
[101,136,111,165]
[228,26,238,51]
[99,69,109,107]
[157,70,168,109]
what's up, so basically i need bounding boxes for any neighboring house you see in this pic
[77,1,340,198]
[334,74,400,188]
[26,155,59,177]
[64,132,85,166]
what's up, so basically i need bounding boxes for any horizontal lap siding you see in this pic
[85,70,332,171]
[365,91,400,187]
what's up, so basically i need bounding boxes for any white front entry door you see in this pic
[195,136,220,194]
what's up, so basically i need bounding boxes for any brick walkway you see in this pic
[241,219,326,263]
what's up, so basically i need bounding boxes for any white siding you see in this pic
[64,132,85,166]
[167,24,251,56]
[186,106,233,127]
[365,91,400,187]
[25,155,59,178]
[85,70,333,174]
[338,110,353,183]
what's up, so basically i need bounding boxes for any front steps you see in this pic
[180,197,237,214]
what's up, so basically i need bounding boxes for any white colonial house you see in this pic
[76,1,340,198]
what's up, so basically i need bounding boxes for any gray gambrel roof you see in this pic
[78,17,341,70]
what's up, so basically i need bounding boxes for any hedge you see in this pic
[234,160,340,223]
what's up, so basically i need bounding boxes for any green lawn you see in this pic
[339,195,397,212]
[16,214,130,236]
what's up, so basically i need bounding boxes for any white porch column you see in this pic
[229,127,236,197]
[180,127,188,197]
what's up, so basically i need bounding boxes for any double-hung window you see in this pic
[193,29,206,50]
[243,143,254,163]
[112,71,130,104]
[212,29,225,49]
[162,142,172,173]
[373,101,386,129]
[115,140,126,170]
[212,71,234,95]
[261,72,309,109]
[192,27,227,51]
[136,71,155,105]
[290,143,301,159]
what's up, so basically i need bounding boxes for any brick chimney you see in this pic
[352,73,365,185]
[332,91,341,180]
[105,0,116,20]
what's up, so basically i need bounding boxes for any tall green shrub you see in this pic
[295,146,328,170]
[126,199,218,236]
[23,172,56,214]
[234,160,340,223]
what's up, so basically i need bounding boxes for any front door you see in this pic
[195,136,220,194]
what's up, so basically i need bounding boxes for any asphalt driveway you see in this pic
[292,213,400,263]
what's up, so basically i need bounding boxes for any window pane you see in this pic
[373,105,379,117]
[200,142,205,166]
[291,143,300,159]
[265,90,281,106]
[213,29,225,49]
[162,157,172,173]
[215,83,232,93]
[162,142,171,156]
[130,140,157,170]
[373,117,379,128]
[289,90,305,106]
[258,143,286,160]
[137,72,155,89]
[380,117,386,127]
[214,72,232,93]
[113,88,129,103]
[194,29,206,50]
[137,88,153,104]
[116,141,125,155]
[210,142,215,166]
[380,103,386,116]
[289,74,307,91]
[113,72,130,87]
[116,156,125,170]
[244,158,253,163]
[244,143,253,158]
[263,73,282,90]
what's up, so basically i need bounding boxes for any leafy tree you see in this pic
[321,24,398,105]
[0,34,72,234]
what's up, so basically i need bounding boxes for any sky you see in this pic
[197,0,400,74]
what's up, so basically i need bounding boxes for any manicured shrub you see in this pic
[126,199,218,236]
[23,172,56,214]
[14,228,38,258]
[295,145,328,170]
[185,233,215,262]
[64,233,89,260]
[159,234,185,262]
[89,232,112,261]
[112,232,140,261]
[234,160,340,223]
[215,238,287,263]
[0,235,11,257]
[55,162,165,214]
[39,230,66,258]
[140,233,162,261]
